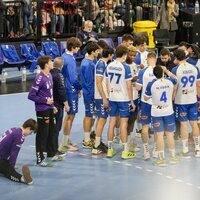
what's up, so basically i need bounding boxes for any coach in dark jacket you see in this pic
[50,57,70,151]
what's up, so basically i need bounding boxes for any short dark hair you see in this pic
[97,40,110,49]
[153,65,163,79]
[23,118,38,133]
[86,42,100,55]
[147,51,157,59]
[116,45,128,58]
[160,48,170,56]
[67,37,82,51]
[102,47,114,58]
[122,34,134,42]
[178,41,189,48]
[37,56,51,69]
[134,35,147,46]
[173,49,186,61]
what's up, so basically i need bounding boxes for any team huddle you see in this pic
[1,34,200,185]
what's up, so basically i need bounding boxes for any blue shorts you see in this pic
[84,101,95,117]
[67,93,78,115]
[130,99,139,118]
[152,114,176,132]
[174,103,198,121]
[109,101,130,117]
[140,102,152,125]
[95,99,108,118]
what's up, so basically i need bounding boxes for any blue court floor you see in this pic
[0,93,200,200]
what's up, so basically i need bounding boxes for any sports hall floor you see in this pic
[1,72,200,200]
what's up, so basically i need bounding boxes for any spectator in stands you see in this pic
[50,1,65,38]
[103,0,117,30]
[156,0,179,45]
[83,0,100,21]
[77,20,98,54]
[156,48,176,71]
[6,6,20,38]
[0,0,6,38]
[23,0,34,36]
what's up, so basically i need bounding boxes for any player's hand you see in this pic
[47,97,54,105]
[130,102,136,112]
[53,106,58,114]
[64,103,70,113]
[103,98,109,109]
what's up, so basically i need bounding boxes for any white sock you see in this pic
[169,149,175,157]
[108,141,113,150]
[84,132,91,142]
[61,135,69,146]
[143,143,149,154]
[95,136,101,148]
[182,139,189,153]
[158,151,165,160]
[115,128,120,136]
[123,143,129,152]
[193,136,200,151]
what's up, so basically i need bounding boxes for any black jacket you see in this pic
[51,68,68,108]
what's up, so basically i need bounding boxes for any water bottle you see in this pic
[36,65,41,74]
[195,0,199,14]
[1,69,8,83]
[21,67,27,82]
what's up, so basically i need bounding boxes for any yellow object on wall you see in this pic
[133,20,157,48]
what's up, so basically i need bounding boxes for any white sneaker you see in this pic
[195,150,200,158]
[152,150,159,158]
[51,155,64,161]
[169,156,179,165]
[128,139,141,152]
[142,152,150,160]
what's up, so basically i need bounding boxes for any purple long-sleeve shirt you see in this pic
[28,72,54,111]
[0,128,25,167]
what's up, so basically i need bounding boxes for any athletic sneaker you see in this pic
[113,135,120,143]
[178,151,191,158]
[107,149,116,158]
[68,139,77,147]
[152,150,159,158]
[82,140,94,149]
[51,155,64,161]
[55,151,67,157]
[39,159,54,167]
[153,159,166,167]
[22,165,33,185]
[121,151,136,159]
[92,142,108,155]
[169,156,179,165]
[142,152,151,160]
[58,146,68,153]
[128,139,140,152]
[195,150,200,158]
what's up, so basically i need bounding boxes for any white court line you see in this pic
[29,145,35,148]
[114,161,121,164]
[146,169,153,172]
[186,183,193,186]
[166,176,173,179]
[124,163,132,166]
[135,166,142,169]
[156,172,163,175]
[175,179,183,182]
